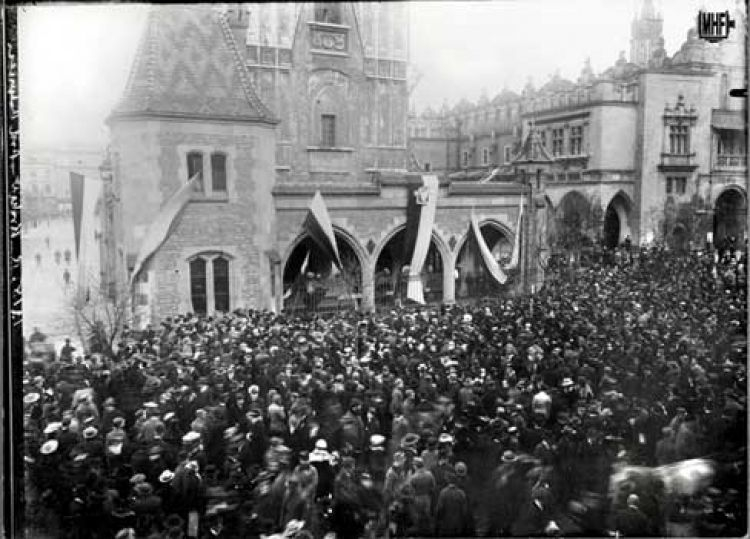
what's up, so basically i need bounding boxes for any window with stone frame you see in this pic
[321,114,336,147]
[669,125,690,154]
[187,151,204,191]
[662,95,697,159]
[189,252,232,315]
[210,153,227,193]
[189,257,207,315]
[666,176,687,196]
[552,128,564,156]
[569,125,583,155]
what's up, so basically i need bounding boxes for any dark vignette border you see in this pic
[3,5,22,538]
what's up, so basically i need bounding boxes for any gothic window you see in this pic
[210,153,227,192]
[321,114,336,147]
[189,252,233,315]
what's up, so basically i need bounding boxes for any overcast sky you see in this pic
[19,0,741,151]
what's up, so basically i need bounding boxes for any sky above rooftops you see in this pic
[18,0,741,152]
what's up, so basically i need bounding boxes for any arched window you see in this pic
[188,252,233,315]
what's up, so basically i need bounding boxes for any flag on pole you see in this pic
[71,174,102,302]
[504,199,524,271]
[69,172,85,259]
[469,213,508,285]
[406,175,439,303]
[303,191,342,270]
[130,173,201,285]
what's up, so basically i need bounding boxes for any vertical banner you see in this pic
[76,175,102,300]
[407,175,439,303]
[69,172,85,259]
[303,191,342,270]
[505,199,524,271]
[470,214,508,285]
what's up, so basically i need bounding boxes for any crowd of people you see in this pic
[22,244,747,538]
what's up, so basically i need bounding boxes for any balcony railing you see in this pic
[715,154,747,169]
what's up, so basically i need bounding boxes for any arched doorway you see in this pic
[672,224,689,252]
[603,193,632,249]
[714,188,747,248]
[283,232,362,313]
[555,191,593,251]
[455,222,513,301]
[374,228,443,306]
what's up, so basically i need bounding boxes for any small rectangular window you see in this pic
[666,177,673,194]
[482,148,489,165]
[462,151,469,167]
[211,153,227,192]
[187,152,203,181]
[676,177,687,195]
[424,162,431,172]
[504,145,512,164]
[321,114,336,147]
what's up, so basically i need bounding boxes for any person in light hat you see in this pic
[308,438,335,500]
[39,439,59,456]
[366,434,388,485]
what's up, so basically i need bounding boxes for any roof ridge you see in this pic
[215,9,276,122]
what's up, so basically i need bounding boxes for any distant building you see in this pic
[21,147,103,220]
[409,1,747,251]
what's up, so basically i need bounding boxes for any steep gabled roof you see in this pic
[110,5,275,123]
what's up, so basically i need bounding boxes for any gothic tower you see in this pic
[630,0,664,67]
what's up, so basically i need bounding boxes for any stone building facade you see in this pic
[104,3,539,324]
[409,1,747,252]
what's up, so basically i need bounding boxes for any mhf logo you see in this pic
[697,10,736,42]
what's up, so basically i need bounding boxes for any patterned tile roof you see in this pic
[110,5,275,123]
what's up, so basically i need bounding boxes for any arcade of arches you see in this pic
[551,191,633,251]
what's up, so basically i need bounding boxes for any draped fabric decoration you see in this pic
[505,199,524,271]
[69,172,85,259]
[303,191,342,271]
[130,173,201,285]
[470,213,508,285]
[75,174,103,301]
[406,175,439,303]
